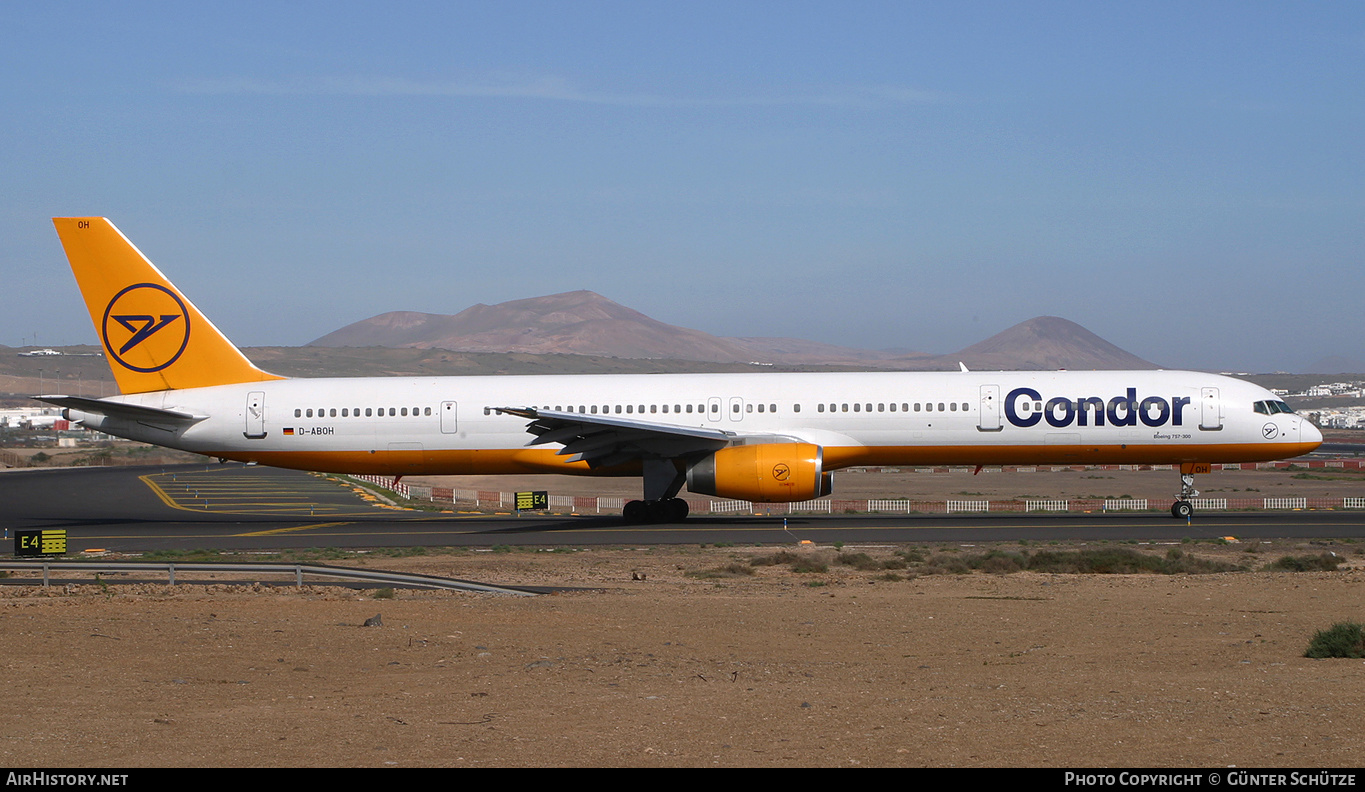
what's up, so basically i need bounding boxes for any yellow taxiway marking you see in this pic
[140,468,396,516]
[234,522,355,537]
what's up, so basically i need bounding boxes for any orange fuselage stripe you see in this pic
[217,442,1322,477]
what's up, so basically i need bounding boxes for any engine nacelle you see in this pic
[686,443,832,502]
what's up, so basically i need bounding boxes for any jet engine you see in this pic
[685,443,832,502]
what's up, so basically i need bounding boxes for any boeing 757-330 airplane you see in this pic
[43,218,1322,522]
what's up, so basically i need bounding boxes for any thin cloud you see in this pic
[172,75,949,108]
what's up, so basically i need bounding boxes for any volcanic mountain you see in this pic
[309,292,1157,370]
[934,316,1158,370]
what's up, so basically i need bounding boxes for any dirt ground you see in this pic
[3,541,1363,768]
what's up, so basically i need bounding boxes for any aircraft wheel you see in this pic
[623,500,647,524]
[1171,501,1193,519]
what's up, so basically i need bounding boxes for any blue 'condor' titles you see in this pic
[1004,387,1192,429]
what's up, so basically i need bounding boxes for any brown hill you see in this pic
[309,291,911,365]
[937,316,1158,370]
[311,291,755,362]
[309,294,1153,370]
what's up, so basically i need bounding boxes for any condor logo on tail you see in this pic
[101,283,190,373]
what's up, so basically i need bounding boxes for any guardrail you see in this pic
[0,561,537,596]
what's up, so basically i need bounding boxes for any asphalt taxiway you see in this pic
[2,463,1363,553]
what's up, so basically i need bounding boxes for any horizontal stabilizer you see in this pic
[34,395,206,424]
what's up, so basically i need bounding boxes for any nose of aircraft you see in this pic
[1302,418,1324,448]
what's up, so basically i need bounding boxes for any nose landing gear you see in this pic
[1171,463,1208,519]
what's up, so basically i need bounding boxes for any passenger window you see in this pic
[306,409,313,418]
[294,409,301,418]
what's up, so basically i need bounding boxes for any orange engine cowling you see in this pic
[686,443,832,502]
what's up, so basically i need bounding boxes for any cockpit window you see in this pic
[1254,400,1296,415]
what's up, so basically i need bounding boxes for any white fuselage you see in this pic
[68,369,1321,480]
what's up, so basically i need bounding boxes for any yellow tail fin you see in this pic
[53,217,284,394]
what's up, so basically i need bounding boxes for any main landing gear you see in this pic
[1170,466,1204,519]
[622,458,691,524]
[623,498,690,524]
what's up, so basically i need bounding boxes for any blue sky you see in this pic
[2,2,1361,372]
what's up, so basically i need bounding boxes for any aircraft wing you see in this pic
[35,395,207,425]
[496,407,735,468]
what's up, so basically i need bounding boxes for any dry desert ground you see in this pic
[2,540,1363,768]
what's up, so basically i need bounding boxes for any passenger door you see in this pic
[244,391,266,439]
[977,385,1001,431]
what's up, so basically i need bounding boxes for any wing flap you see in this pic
[496,407,733,468]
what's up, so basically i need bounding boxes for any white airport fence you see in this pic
[1190,498,1228,511]
[1263,497,1307,510]
[343,475,1358,517]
